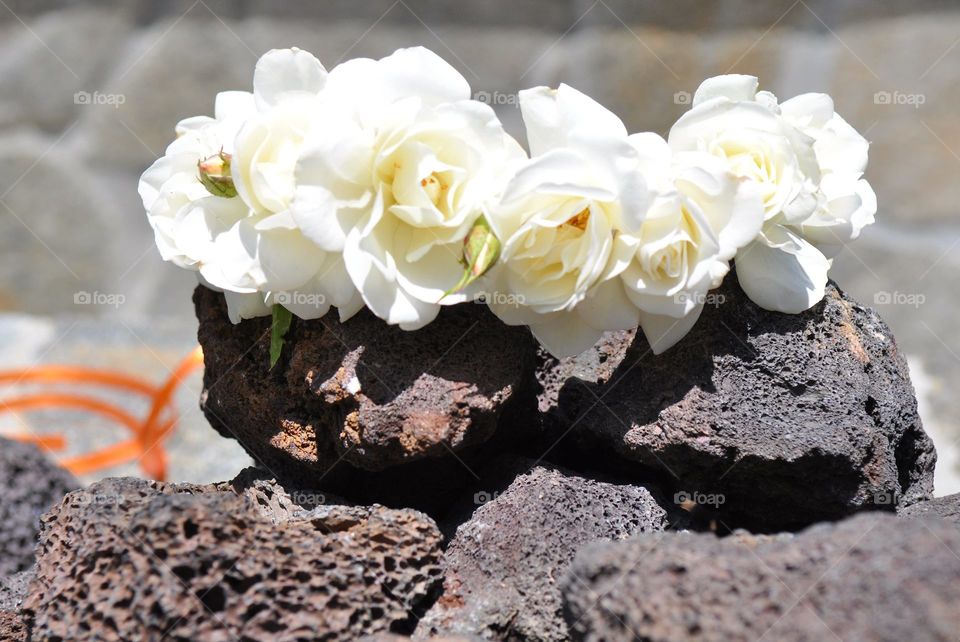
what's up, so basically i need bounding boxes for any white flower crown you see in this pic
[140,46,876,361]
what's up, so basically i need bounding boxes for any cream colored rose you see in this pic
[138,89,275,326]
[669,74,876,313]
[292,47,525,330]
[617,134,763,352]
[485,84,653,357]
[227,48,363,321]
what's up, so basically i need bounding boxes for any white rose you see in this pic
[617,133,764,353]
[668,74,876,313]
[139,89,273,325]
[139,90,253,274]
[233,47,328,215]
[485,84,653,357]
[228,48,364,322]
[778,92,877,258]
[291,47,526,330]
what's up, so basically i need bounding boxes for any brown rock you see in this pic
[563,512,960,642]
[195,286,537,501]
[418,459,671,641]
[535,329,635,415]
[899,492,960,525]
[360,633,483,642]
[0,569,32,642]
[0,609,25,642]
[23,472,444,641]
[545,276,935,531]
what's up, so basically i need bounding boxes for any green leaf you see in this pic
[269,304,294,369]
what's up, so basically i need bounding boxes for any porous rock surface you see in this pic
[547,277,935,530]
[417,460,671,641]
[0,436,79,575]
[534,329,635,416]
[563,512,960,642]
[360,633,483,642]
[0,569,33,642]
[23,472,444,641]
[195,285,536,484]
[899,492,960,524]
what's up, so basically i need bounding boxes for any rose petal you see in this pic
[575,279,641,331]
[253,48,327,110]
[637,304,704,354]
[529,313,604,358]
[691,74,759,106]
[735,225,830,313]
[223,290,271,324]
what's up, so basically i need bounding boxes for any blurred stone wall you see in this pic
[1,0,960,489]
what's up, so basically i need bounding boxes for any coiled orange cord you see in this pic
[0,346,204,481]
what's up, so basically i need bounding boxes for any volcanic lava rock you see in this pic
[900,492,960,525]
[23,473,444,641]
[547,278,935,530]
[0,436,79,575]
[417,460,671,641]
[360,633,483,642]
[195,286,536,497]
[563,512,960,642]
[534,329,636,416]
[0,569,33,642]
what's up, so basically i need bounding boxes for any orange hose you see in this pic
[6,433,67,450]
[0,345,205,481]
[0,367,157,395]
[138,346,204,476]
[60,439,143,475]
[1,393,148,432]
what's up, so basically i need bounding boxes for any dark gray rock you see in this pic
[0,437,79,575]
[900,492,960,524]
[0,569,33,613]
[0,569,33,642]
[535,329,635,416]
[195,286,537,500]
[417,460,671,641]
[23,473,444,641]
[545,277,935,531]
[563,512,960,642]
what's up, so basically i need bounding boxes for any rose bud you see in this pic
[440,215,501,300]
[197,150,237,198]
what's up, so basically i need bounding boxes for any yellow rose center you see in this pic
[421,173,445,206]
[563,207,591,231]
